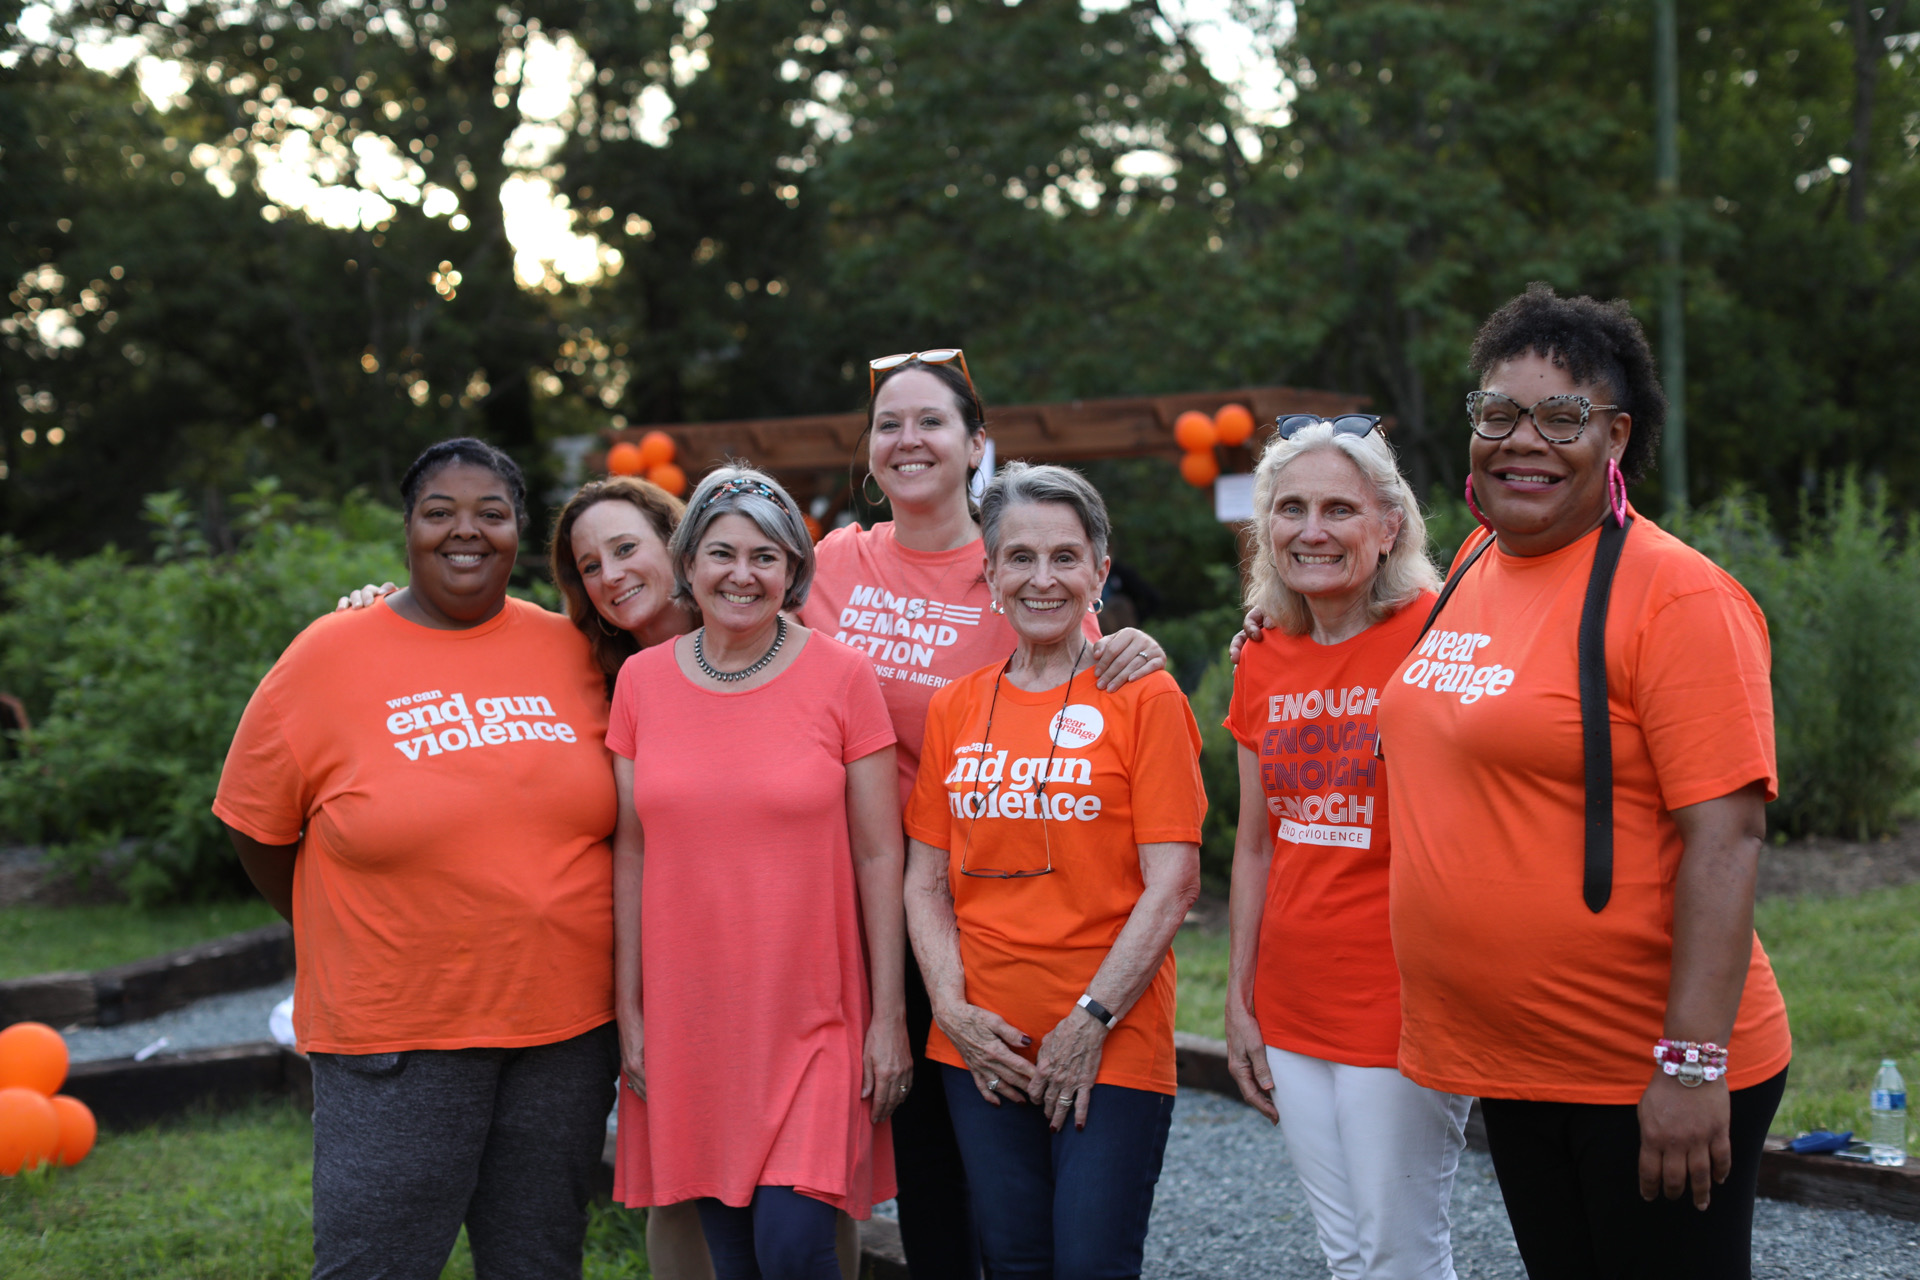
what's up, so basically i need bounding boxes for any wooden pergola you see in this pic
[606,383,1374,518]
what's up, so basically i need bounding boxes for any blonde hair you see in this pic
[1245,424,1440,635]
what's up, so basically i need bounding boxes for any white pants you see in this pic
[1265,1045,1472,1280]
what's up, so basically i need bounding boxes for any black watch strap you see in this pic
[1076,994,1118,1029]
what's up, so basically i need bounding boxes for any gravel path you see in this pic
[59,979,292,1063]
[51,989,1920,1277]
[1147,1088,1920,1280]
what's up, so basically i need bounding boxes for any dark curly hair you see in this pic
[399,437,529,530]
[1468,283,1667,483]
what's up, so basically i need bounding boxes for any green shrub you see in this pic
[1187,652,1241,892]
[1674,477,1920,839]
[0,482,406,903]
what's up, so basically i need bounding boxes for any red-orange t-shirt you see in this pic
[802,522,1101,808]
[1223,594,1434,1068]
[212,597,618,1055]
[1378,514,1792,1103]
[904,665,1206,1095]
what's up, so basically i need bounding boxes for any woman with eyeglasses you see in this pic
[1377,285,1791,1278]
[900,462,1204,1280]
[796,349,1167,1278]
[606,466,909,1280]
[1220,413,1477,1280]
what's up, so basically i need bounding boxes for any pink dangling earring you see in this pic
[1607,458,1629,527]
[1464,476,1492,531]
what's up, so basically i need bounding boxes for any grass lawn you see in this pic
[1173,882,1920,1138]
[0,1101,653,1278]
[0,900,281,980]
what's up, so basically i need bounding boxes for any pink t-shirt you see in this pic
[605,632,898,1216]
[801,521,1100,806]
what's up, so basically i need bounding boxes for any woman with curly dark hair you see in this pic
[1377,284,1792,1279]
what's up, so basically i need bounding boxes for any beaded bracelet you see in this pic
[1653,1038,1728,1088]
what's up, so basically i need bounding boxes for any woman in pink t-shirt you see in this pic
[609,467,908,1280]
[796,349,1165,1278]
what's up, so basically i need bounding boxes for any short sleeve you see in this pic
[1630,584,1778,811]
[904,691,958,849]
[211,673,311,846]
[605,653,644,760]
[838,653,897,764]
[1130,682,1207,844]
[1223,642,1263,751]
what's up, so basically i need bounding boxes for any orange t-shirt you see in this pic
[903,664,1206,1095]
[1377,513,1792,1103]
[802,522,1101,808]
[1223,593,1434,1068]
[212,597,618,1055]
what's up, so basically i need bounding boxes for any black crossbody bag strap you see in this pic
[1411,531,1497,650]
[1577,515,1632,913]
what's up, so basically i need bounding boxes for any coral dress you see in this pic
[605,632,898,1215]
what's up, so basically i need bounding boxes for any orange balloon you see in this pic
[0,1022,67,1096]
[0,1087,58,1176]
[1214,403,1255,446]
[1179,450,1221,487]
[637,430,676,469]
[646,462,688,496]
[606,441,647,476]
[1173,410,1217,452]
[49,1095,95,1167]
[803,514,824,542]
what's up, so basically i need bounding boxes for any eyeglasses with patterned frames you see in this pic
[1466,392,1619,445]
[868,348,980,412]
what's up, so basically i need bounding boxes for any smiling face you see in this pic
[987,501,1109,650]
[687,512,793,637]
[869,368,985,513]
[403,461,519,626]
[570,498,678,640]
[1268,448,1400,611]
[1471,351,1632,557]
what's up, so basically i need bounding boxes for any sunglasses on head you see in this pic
[868,348,981,411]
[1275,413,1382,441]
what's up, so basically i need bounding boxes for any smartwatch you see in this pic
[1076,993,1118,1029]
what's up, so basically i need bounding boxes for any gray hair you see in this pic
[1245,423,1441,635]
[980,462,1111,565]
[670,465,816,611]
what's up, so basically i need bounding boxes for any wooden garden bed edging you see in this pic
[0,921,295,1030]
[1174,1031,1920,1223]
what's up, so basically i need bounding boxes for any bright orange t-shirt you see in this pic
[904,664,1206,1095]
[1377,514,1793,1103]
[212,597,618,1055]
[1223,593,1434,1068]
[803,522,1101,808]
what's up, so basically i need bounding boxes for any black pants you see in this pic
[1480,1066,1788,1280]
[892,952,984,1279]
[309,1022,619,1280]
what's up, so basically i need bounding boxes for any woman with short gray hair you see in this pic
[1223,417,1471,1280]
[903,461,1206,1279]
[607,466,910,1280]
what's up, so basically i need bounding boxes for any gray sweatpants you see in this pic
[309,1022,619,1280]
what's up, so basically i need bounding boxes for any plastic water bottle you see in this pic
[1869,1059,1907,1167]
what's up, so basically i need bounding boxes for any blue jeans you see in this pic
[941,1065,1175,1280]
[695,1186,840,1280]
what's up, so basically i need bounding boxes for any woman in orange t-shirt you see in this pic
[1378,286,1792,1278]
[904,463,1205,1280]
[216,439,623,1280]
[1222,416,1476,1280]
[799,350,1165,1280]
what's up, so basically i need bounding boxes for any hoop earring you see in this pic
[1464,476,1493,531]
[1606,458,1629,527]
[862,471,886,507]
[1087,598,1105,615]
[596,613,622,637]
